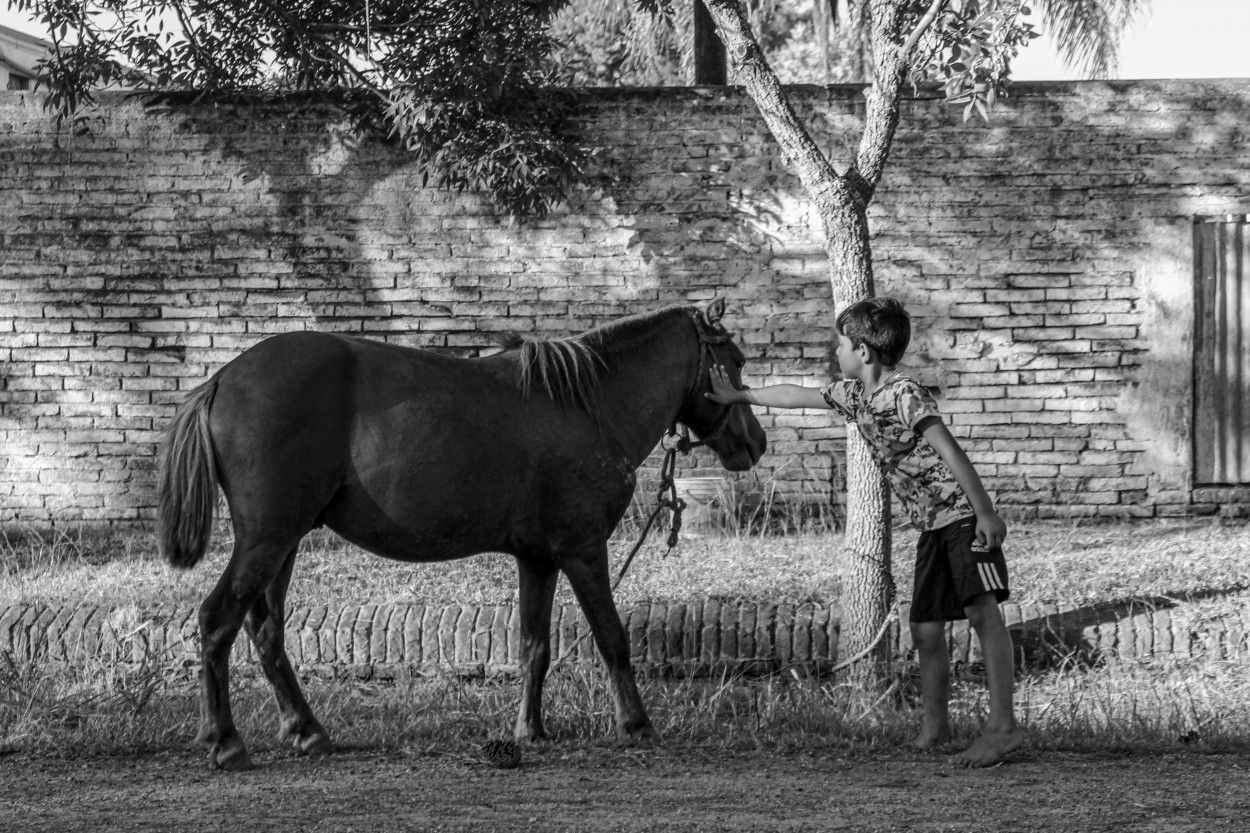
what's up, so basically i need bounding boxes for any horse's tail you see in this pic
[157,379,220,569]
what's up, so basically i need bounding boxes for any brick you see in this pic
[0,85,1245,522]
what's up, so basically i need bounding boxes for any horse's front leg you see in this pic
[559,544,660,744]
[513,557,560,742]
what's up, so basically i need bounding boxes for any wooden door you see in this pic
[1194,216,1250,484]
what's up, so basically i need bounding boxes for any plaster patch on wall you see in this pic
[1119,219,1192,491]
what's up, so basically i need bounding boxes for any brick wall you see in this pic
[2,81,1248,525]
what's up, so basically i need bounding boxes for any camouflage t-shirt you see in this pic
[822,374,974,532]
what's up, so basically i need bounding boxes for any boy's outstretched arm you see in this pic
[918,416,1008,548]
[706,365,832,410]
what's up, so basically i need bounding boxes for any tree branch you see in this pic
[227,0,386,94]
[699,0,845,206]
[853,0,933,201]
[172,4,214,77]
[902,0,947,59]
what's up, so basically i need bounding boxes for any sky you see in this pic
[1010,0,1250,81]
[3,0,1250,82]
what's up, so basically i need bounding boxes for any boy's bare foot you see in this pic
[952,725,1025,768]
[909,722,952,751]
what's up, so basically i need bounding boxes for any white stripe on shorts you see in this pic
[978,562,1004,592]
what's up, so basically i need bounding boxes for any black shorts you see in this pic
[910,516,1010,623]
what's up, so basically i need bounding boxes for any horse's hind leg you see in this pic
[244,546,332,757]
[195,533,302,771]
[513,558,559,742]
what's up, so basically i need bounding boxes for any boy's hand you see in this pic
[706,364,746,405]
[976,512,1007,550]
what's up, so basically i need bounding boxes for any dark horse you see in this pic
[157,299,765,770]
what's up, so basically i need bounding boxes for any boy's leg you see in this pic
[909,620,951,749]
[954,592,1024,767]
[908,526,961,751]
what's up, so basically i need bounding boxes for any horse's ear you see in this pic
[704,297,726,325]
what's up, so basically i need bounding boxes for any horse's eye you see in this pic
[735,359,746,370]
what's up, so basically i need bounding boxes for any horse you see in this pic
[157,298,766,770]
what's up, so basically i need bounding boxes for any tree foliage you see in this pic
[548,0,874,86]
[548,0,685,86]
[1033,0,1147,78]
[551,0,1042,122]
[12,0,584,217]
[551,1,1144,90]
[10,0,1136,215]
[911,0,1040,123]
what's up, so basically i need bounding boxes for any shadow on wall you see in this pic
[566,89,849,515]
[4,80,1249,525]
[650,81,1250,519]
[0,93,432,524]
[2,90,781,525]
[156,90,823,521]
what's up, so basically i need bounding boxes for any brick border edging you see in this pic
[1,599,1246,678]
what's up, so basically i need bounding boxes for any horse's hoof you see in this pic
[280,718,333,757]
[514,722,549,744]
[623,724,663,746]
[210,740,255,772]
[515,730,549,745]
[298,732,334,757]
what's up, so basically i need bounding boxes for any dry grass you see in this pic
[2,517,1248,611]
[3,649,1248,758]
[2,516,1249,757]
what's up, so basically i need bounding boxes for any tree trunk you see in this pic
[824,201,895,682]
[701,0,912,686]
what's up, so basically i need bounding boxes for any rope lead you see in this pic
[611,424,692,591]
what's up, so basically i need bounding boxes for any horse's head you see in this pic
[676,299,767,472]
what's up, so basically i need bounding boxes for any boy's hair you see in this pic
[835,297,911,366]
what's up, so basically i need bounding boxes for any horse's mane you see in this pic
[495,305,690,419]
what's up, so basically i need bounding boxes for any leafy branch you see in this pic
[11,0,584,218]
[907,0,1041,122]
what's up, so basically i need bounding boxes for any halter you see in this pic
[671,307,738,451]
[608,307,742,586]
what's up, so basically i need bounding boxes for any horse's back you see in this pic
[211,332,373,446]
[214,331,505,419]
[206,331,539,557]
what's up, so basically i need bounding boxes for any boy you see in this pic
[706,297,1023,767]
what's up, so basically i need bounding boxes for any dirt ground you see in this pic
[1,743,1247,832]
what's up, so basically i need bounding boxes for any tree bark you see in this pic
[701,0,915,685]
[825,197,895,683]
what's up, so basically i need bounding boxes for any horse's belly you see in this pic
[320,475,520,562]
[321,396,635,561]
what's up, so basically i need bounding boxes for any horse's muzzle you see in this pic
[708,405,766,471]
